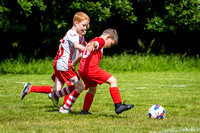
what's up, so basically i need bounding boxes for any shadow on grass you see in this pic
[46,109,126,118]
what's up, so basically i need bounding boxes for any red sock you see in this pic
[110,87,122,104]
[30,85,52,94]
[63,90,80,109]
[83,92,94,111]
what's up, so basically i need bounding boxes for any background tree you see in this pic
[0,0,199,59]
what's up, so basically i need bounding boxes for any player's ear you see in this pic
[106,35,111,40]
[74,20,78,26]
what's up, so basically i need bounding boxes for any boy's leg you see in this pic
[105,76,122,104]
[48,77,64,107]
[20,83,52,100]
[51,77,64,92]
[106,76,134,114]
[63,95,70,105]
[20,75,64,100]
[62,85,76,105]
[80,87,96,115]
[60,80,84,113]
[53,85,75,99]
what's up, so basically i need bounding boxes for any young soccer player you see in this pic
[51,28,134,114]
[20,12,90,108]
[62,28,88,105]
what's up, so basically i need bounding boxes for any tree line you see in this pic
[0,0,200,59]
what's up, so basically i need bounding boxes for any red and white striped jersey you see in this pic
[54,29,79,71]
[77,36,87,56]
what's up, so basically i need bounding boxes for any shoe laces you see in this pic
[122,100,127,105]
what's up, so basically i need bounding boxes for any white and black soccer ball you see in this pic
[148,104,165,119]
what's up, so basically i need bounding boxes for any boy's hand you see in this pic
[71,62,76,70]
[87,42,97,52]
[71,55,82,70]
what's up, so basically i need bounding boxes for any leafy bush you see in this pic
[146,0,200,32]
[100,54,200,72]
[0,56,54,74]
[0,54,199,74]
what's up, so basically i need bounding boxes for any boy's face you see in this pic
[104,38,115,48]
[79,30,87,38]
[74,20,89,36]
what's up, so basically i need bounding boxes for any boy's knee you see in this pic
[88,87,97,95]
[107,76,118,87]
[77,80,85,89]
[110,76,117,84]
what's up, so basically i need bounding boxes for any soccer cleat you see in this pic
[20,83,31,100]
[59,106,71,114]
[115,101,134,114]
[48,92,60,108]
[80,109,92,115]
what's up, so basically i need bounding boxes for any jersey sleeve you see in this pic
[67,30,79,45]
[94,38,105,51]
[59,30,79,47]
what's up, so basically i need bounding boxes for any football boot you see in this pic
[20,83,31,100]
[115,101,134,114]
[48,92,60,108]
[59,106,71,114]
[80,109,92,115]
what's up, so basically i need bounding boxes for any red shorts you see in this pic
[78,67,112,90]
[51,66,80,86]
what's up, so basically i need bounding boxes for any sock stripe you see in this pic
[69,95,77,101]
[59,91,63,97]
[68,98,75,103]
[63,88,68,95]
[56,92,61,97]
[61,89,65,96]
[63,104,70,110]
[66,100,72,105]
[65,86,70,94]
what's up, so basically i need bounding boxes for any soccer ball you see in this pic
[148,104,165,119]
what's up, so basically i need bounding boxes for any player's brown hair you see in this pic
[102,28,119,44]
[73,12,90,24]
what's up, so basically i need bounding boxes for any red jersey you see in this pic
[78,37,105,74]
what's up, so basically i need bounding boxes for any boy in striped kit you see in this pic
[20,12,90,108]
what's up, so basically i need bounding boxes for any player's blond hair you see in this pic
[73,12,90,24]
[102,28,119,44]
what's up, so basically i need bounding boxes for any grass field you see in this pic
[0,72,200,132]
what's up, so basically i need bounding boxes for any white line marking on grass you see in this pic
[15,81,27,84]
[121,83,186,88]
[136,87,146,89]
[119,87,146,90]
[158,127,200,133]
[0,94,18,97]
[15,81,49,85]
[160,85,186,88]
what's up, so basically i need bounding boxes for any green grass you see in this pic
[0,72,200,132]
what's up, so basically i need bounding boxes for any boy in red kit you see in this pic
[52,28,134,114]
[20,12,90,108]
[79,28,134,114]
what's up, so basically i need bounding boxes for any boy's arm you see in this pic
[71,55,82,70]
[74,42,85,52]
